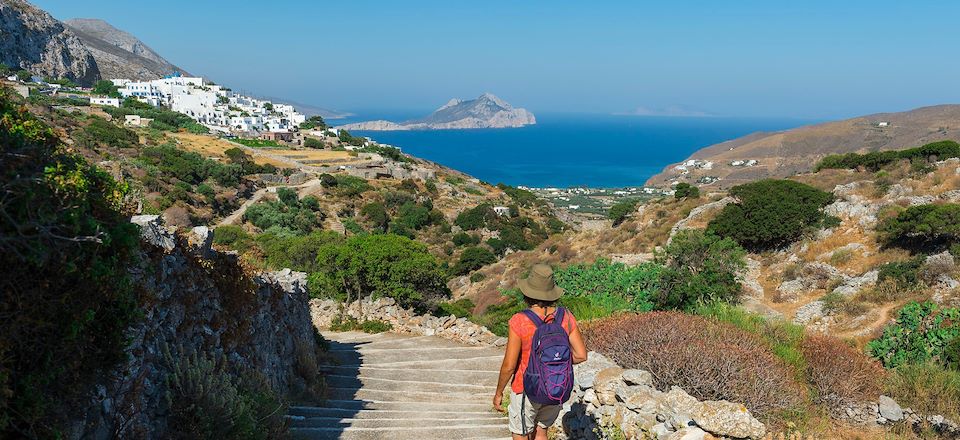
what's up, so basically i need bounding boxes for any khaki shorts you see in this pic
[507,390,561,435]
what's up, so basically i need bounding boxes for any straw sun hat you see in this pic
[517,264,565,302]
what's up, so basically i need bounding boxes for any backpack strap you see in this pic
[521,309,543,327]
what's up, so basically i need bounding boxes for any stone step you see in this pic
[327,387,489,402]
[329,348,501,365]
[325,366,496,385]
[293,400,493,413]
[334,356,502,371]
[288,406,500,420]
[289,416,507,429]
[325,374,496,393]
[330,335,468,350]
[289,425,512,440]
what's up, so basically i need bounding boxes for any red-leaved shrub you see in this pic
[584,312,808,418]
[801,334,885,408]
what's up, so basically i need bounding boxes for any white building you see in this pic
[90,97,121,107]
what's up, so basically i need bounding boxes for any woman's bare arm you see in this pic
[568,326,588,364]
[492,327,522,412]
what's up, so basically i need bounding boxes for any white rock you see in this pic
[878,395,904,422]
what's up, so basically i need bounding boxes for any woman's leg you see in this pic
[534,426,549,440]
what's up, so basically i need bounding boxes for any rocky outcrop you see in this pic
[666,196,734,244]
[337,93,536,131]
[0,0,100,85]
[310,297,507,347]
[65,18,188,80]
[557,352,766,440]
[73,215,319,439]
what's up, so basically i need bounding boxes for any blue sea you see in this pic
[342,111,810,188]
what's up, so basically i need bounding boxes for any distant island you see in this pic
[337,93,536,130]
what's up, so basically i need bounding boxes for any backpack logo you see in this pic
[521,307,574,405]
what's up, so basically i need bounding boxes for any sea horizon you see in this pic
[343,111,815,189]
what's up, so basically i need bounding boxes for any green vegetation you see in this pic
[338,129,366,147]
[674,182,699,199]
[334,175,372,197]
[224,147,277,175]
[607,199,638,226]
[496,183,544,207]
[815,140,960,172]
[299,115,327,130]
[553,259,658,319]
[886,362,960,422]
[452,246,497,275]
[454,203,550,252]
[876,257,924,290]
[102,98,208,133]
[243,188,325,235]
[140,143,244,186]
[878,203,960,249]
[73,117,139,149]
[452,232,480,247]
[655,229,747,310]
[436,298,475,318]
[329,316,393,333]
[0,89,140,436]
[163,346,286,439]
[309,234,450,310]
[233,138,284,149]
[359,144,410,162]
[708,179,834,251]
[303,137,324,148]
[868,301,960,369]
[92,79,121,98]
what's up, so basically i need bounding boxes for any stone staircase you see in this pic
[289,331,511,440]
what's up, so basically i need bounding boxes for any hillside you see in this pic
[64,18,188,80]
[337,93,536,130]
[0,0,99,84]
[647,104,960,189]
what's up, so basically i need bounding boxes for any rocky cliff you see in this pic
[72,216,321,439]
[0,0,100,85]
[337,93,536,131]
[64,18,188,80]
[646,104,960,189]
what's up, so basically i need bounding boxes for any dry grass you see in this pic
[802,334,885,409]
[171,132,288,167]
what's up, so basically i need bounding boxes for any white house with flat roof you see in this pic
[90,97,121,107]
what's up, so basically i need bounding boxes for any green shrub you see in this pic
[358,144,410,162]
[816,140,960,172]
[334,175,371,197]
[469,272,486,283]
[73,117,139,149]
[437,298,475,318]
[213,225,255,252]
[163,345,287,439]
[472,292,526,337]
[360,202,390,232]
[243,193,324,235]
[303,137,324,148]
[877,203,960,249]
[707,179,834,251]
[868,301,960,368]
[255,231,344,273]
[655,229,746,310]
[455,203,494,230]
[140,143,243,186]
[607,199,638,226]
[496,183,543,207]
[674,183,700,199]
[0,90,140,436]
[319,173,338,187]
[309,234,450,309]
[553,259,658,319]
[102,100,208,133]
[329,316,393,333]
[876,257,924,290]
[946,337,960,371]
[452,246,497,275]
[452,232,480,247]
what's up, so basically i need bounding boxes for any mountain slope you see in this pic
[64,18,188,80]
[337,93,536,130]
[646,104,960,189]
[0,0,99,85]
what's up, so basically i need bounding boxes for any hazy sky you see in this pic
[35,1,960,118]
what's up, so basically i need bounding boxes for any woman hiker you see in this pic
[493,264,588,440]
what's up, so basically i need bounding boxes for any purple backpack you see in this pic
[521,307,574,405]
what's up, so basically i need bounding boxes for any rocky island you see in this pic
[337,92,536,130]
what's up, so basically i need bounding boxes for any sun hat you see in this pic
[518,264,565,302]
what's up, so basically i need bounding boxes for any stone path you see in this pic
[289,331,511,440]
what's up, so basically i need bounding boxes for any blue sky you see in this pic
[35,0,960,118]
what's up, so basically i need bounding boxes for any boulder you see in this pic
[692,400,766,439]
[131,215,176,251]
[593,367,626,405]
[622,369,653,386]
[574,351,620,390]
[666,427,709,440]
[878,396,904,422]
